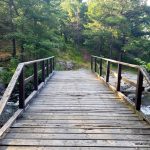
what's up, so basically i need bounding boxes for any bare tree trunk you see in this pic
[20,41,24,62]
[12,38,16,57]
[9,0,16,57]
[109,38,112,59]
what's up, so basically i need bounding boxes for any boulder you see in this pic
[66,61,74,70]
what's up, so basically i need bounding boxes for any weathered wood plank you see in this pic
[1,146,149,150]
[5,133,150,141]
[21,115,141,121]
[1,139,150,147]
[23,112,137,116]
[9,127,150,135]
[13,119,147,126]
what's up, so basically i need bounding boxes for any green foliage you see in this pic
[0,58,19,85]
[0,0,65,61]
[135,58,150,72]
[0,0,150,74]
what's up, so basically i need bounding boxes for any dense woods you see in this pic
[0,0,150,84]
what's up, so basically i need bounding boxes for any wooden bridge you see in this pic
[0,56,150,149]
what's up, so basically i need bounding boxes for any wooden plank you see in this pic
[9,127,150,135]
[11,124,150,129]
[1,139,150,147]
[21,115,141,121]
[26,110,135,114]
[28,105,129,108]
[13,119,147,126]
[24,112,137,116]
[27,107,131,111]
[4,133,150,141]
[1,146,149,150]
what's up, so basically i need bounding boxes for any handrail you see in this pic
[92,55,140,69]
[0,56,55,115]
[91,55,150,111]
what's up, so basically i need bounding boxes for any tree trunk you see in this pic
[9,0,16,57]
[12,39,16,57]
[20,41,24,62]
[109,35,113,59]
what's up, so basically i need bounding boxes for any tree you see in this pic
[61,0,87,49]
[84,0,150,63]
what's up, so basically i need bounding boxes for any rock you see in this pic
[128,94,136,101]
[7,102,18,107]
[120,84,131,91]
[0,67,3,72]
[58,60,66,66]
[0,83,5,95]
[0,103,18,126]
[66,61,74,70]
[57,60,75,70]
[145,86,150,92]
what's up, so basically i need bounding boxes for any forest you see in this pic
[0,0,150,85]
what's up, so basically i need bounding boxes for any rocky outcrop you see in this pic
[57,60,75,70]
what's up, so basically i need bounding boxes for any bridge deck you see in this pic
[1,70,150,150]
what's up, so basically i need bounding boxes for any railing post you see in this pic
[19,68,25,109]
[52,57,55,71]
[106,61,110,82]
[50,58,52,73]
[94,57,97,73]
[34,62,38,91]
[91,56,93,71]
[135,69,144,110]
[116,64,122,91]
[99,59,102,76]
[46,59,49,77]
[42,60,45,82]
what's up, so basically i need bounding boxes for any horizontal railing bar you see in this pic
[24,75,34,85]
[23,56,54,66]
[92,55,139,69]
[24,69,42,85]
